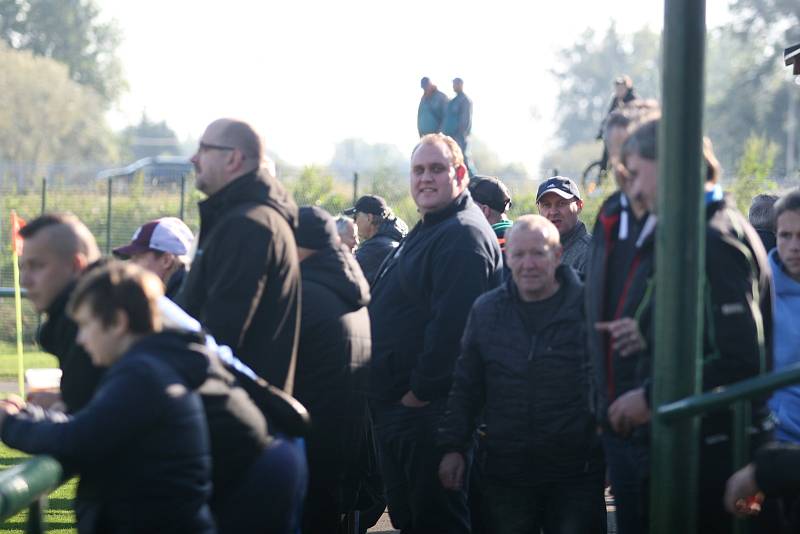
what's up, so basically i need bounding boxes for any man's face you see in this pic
[507,227,561,301]
[410,142,466,216]
[338,220,359,252]
[453,80,463,93]
[20,231,81,313]
[354,212,375,241]
[537,192,582,236]
[190,124,234,196]
[777,210,800,281]
[606,126,629,185]
[130,251,172,283]
[73,303,126,368]
[626,153,659,213]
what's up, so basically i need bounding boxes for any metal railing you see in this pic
[656,363,800,534]
[0,456,64,533]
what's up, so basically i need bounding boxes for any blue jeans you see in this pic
[371,399,471,534]
[601,432,649,534]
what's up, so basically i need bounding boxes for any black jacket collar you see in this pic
[421,190,472,227]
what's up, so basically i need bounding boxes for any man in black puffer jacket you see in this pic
[345,195,408,284]
[438,215,606,534]
[293,206,372,533]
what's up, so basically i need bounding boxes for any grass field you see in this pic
[0,445,76,533]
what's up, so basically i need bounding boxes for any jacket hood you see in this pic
[301,245,370,309]
[129,331,210,390]
[771,249,800,298]
[199,169,298,229]
[377,216,409,242]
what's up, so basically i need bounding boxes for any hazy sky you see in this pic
[101,0,732,174]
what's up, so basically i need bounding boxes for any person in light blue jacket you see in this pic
[417,77,449,136]
[769,189,800,442]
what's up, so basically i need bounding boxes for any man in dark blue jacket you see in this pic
[369,133,503,533]
[437,215,606,534]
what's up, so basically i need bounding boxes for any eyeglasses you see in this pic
[198,142,236,153]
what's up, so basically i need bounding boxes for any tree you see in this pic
[729,134,779,214]
[551,24,661,147]
[0,0,125,104]
[119,113,182,161]
[0,42,118,187]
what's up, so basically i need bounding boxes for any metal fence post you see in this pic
[25,498,45,534]
[650,1,706,533]
[353,172,359,204]
[106,177,113,254]
[180,173,186,221]
[40,177,46,215]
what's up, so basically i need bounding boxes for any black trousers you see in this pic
[371,399,471,534]
[481,472,607,534]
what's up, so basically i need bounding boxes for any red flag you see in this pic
[10,211,26,256]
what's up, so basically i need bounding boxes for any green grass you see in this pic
[0,351,58,382]
[0,445,76,533]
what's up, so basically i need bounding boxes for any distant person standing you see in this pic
[443,77,475,175]
[335,215,359,253]
[417,77,449,136]
[536,176,592,276]
[344,195,408,284]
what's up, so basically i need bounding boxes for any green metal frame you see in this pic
[650,1,707,532]
[0,456,63,534]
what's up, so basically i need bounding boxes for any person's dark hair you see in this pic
[19,212,101,261]
[774,189,800,223]
[748,194,780,231]
[622,118,721,183]
[68,261,163,334]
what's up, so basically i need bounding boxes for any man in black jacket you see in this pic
[438,215,606,534]
[178,118,301,394]
[345,195,408,284]
[608,118,774,533]
[369,133,503,533]
[19,213,105,413]
[293,206,372,533]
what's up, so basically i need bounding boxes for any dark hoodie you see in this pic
[356,215,408,284]
[38,282,105,414]
[293,244,371,502]
[177,169,301,394]
[2,333,215,534]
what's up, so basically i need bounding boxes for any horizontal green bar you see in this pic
[0,456,63,520]
[658,363,800,423]
[0,288,27,298]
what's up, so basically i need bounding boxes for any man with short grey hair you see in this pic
[179,118,301,393]
[438,214,606,533]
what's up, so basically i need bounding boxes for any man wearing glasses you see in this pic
[536,176,592,276]
[178,118,301,394]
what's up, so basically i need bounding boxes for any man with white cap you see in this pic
[113,217,194,300]
[536,176,592,276]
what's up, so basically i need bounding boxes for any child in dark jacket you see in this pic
[0,262,215,534]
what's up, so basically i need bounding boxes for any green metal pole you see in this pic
[106,177,112,254]
[40,177,46,215]
[180,173,186,221]
[650,1,707,533]
[353,172,359,204]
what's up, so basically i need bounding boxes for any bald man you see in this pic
[19,213,105,413]
[437,215,606,534]
[179,118,301,393]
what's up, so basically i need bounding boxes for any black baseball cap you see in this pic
[469,175,511,213]
[343,195,389,217]
[536,176,581,203]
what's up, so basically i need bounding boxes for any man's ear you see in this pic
[576,199,585,213]
[112,309,130,336]
[455,164,467,183]
[72,253,89,275]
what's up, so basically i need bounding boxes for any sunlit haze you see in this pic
[101,0,732,175]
